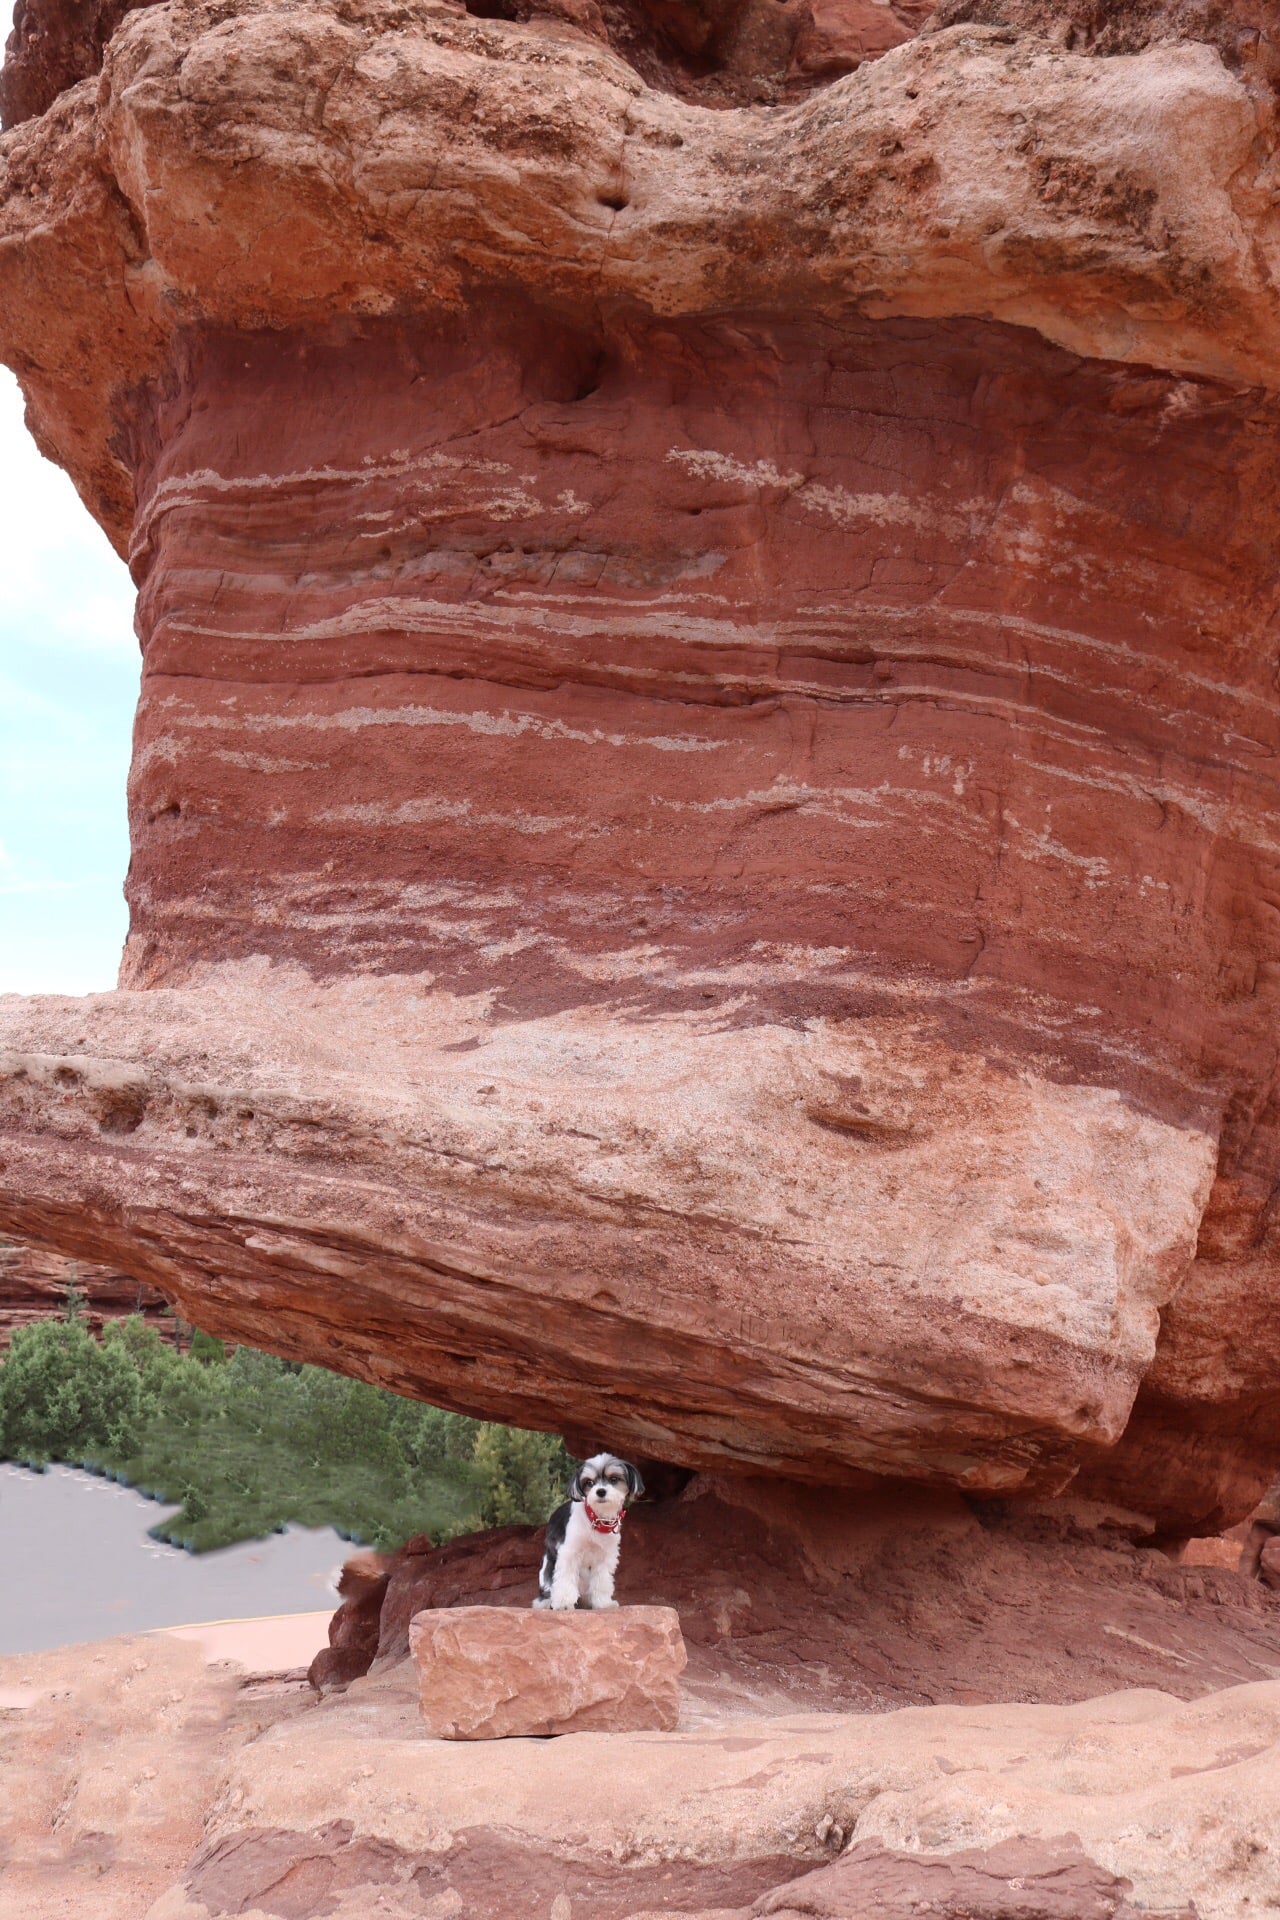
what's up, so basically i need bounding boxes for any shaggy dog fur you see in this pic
[533,1453,644,1610]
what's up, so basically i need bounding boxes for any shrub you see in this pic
[0,1318,144,1461]
[0,1313,569,1552]
[472,1423,570,1528]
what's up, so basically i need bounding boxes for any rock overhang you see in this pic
[0,969,1220,1491]
[1,0,1279,1527]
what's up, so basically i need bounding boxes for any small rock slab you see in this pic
[409,1605,686,1739]
[1260,1535,1280,1590]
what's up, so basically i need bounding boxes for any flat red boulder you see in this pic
[408,1605,686,1740]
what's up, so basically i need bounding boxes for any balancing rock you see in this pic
[2,0,1280,1530]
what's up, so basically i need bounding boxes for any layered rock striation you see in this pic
[2,0,1280,1525]
[0,1236,172,1345]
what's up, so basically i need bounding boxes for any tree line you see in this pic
[0,1294,569,1552]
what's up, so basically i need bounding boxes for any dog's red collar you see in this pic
[583,1504,623,1535]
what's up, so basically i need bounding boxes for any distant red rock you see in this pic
[0,1237,173,1347]
[789,0,915,78]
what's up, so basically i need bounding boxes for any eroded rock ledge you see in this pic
[4,4,1280,538]
[2,0,1280,1529]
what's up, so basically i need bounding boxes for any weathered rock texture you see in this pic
[3,0,1280,1526]
[711,1835,1195,1920]
[313,1477,1280,1713]
[5,1628,1277,1920]
[0,970,1222,1496]
[0,1235,172,1346]
[409,1603,686,1735]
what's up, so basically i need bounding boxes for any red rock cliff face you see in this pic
[1,0,1279,1528]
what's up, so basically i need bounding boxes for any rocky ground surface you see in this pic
[2,1610,1277,1920]
[6,1479,1276,1917]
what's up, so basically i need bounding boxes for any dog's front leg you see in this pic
[546,1566,582,1611]
[582,1560,618,1609]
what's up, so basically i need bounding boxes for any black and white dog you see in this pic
[534,1453,644,1610]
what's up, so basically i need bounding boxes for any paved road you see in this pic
[0,1462,344,1654]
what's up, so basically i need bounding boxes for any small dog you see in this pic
[533,1453,644,1611]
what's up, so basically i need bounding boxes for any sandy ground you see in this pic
[155,1610,333,1671]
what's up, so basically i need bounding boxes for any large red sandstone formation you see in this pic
[2,0,1280,1531]
[5,1624,1277,1919]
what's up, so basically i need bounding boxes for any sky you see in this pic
[0,367,141,995]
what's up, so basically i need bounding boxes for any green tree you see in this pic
[61,1270,86,1324]
[0,1311,573,1552]
[189,1329,227,1365]
[471,1424,569,1527]
[0,1317,144,1461]
[389,1400,480,1469]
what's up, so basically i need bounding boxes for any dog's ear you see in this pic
[625,1462,645,1502]
[568,1461,590,1501]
